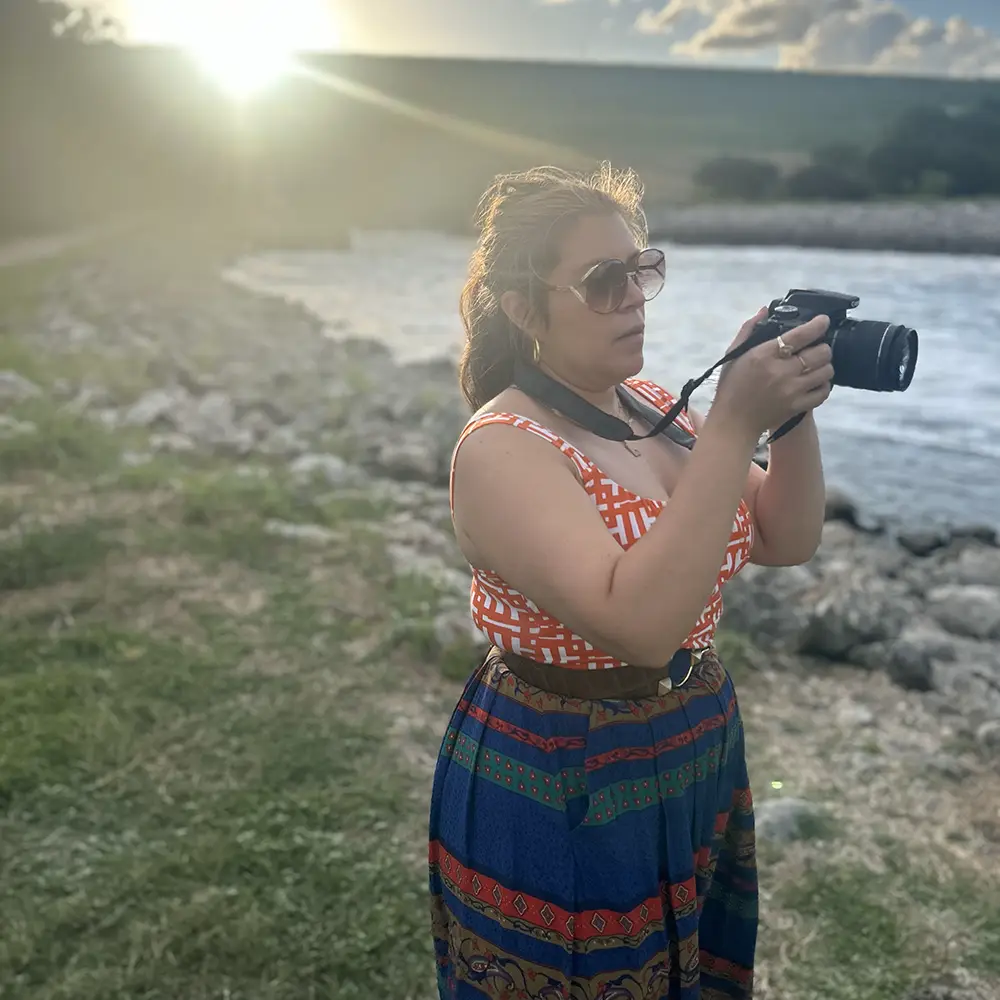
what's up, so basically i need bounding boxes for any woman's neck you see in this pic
[536,361,619,415]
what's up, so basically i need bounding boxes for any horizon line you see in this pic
[73,39,1000,88]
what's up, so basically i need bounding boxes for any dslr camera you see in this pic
[744,289,918,392]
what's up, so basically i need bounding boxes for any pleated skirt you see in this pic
[428,647,758,999]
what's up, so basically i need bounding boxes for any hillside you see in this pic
[2,37,1000,239]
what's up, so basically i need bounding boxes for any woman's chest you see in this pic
[557,422,693,504]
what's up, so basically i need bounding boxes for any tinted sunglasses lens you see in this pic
[635,250,666,300]
[583,260,628,313]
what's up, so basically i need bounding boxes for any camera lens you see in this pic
[828,320,918,391]
[885,324,918,391]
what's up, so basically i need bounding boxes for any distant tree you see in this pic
[782,163,872,201]
[693,156,782,201]
[0,0,118,59]
[50,0,121,41]
[866,99,1000,197]
[866,104,952,195]
[809,143,868,176]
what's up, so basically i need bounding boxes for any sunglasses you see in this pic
[539,247,666,314]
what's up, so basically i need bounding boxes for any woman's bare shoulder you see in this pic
[474,386,550,423]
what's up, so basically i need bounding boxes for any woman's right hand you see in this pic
[712,307,835,436]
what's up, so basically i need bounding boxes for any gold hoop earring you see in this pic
[531,338,541,363]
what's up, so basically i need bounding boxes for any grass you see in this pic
[0,521,120,592]
[0,404,124,478]
[0,457,442,1000]
[2,264,999,1000]
[763,856,1000,999]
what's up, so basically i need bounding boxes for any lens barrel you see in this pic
[828,319,918,391]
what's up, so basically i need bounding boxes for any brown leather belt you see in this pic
[495,646,710,700]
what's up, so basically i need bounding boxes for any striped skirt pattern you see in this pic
[428,648,758,1000]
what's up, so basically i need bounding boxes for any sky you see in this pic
[83,0,1000,78]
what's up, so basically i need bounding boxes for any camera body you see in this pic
[744,288,918,392]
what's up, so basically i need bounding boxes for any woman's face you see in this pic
[534,211,652,392]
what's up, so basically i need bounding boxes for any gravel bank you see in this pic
[649,199,1000,255]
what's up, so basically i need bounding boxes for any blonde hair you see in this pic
[457,163,648,410]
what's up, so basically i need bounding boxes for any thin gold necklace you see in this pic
[615,395,642,457]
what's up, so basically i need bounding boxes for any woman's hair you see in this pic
[457,162,648,411]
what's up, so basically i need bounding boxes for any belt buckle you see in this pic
[657,648,705,696]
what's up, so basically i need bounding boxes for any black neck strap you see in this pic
[511,322,804,446]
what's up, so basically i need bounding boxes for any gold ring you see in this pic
[775,334,793,359]
[798,355,810,373]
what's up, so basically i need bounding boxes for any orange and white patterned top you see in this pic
[449,377,755,670]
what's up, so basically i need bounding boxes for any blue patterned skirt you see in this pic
[428,647,757,1000]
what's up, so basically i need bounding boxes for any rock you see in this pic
[263,520,342,543]
[123,387,189,428]
[829,629,951,693]
[926,585,1000,640]
[379,513,471,597]
[975,719,1000,753]
[716,563,816,647]
[288,453,357,487]
[823,486,882,533]
[949,524,998,548]
[174,391,255,454]
[894,623,959,663]
[898,527,949,557]
[950,545,1000,587]
[933,655,1000,721]
[256,427,309,457]
[369,432,442,483]
[148,431,196,453]
[238,408,279,442]
[754,798,833,845]
[386,544,470,597]
[0,370,42,406]
[886,638,936,692]
[835,701,876,728]
[0,414,37,439]
[824,486,859,525]
[798,572,915,661]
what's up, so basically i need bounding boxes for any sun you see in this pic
[188,36,292,98]
[127,0,340,98]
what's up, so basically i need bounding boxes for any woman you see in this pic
[428,163,833,999]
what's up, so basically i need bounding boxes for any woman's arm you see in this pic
[689,408,826,566]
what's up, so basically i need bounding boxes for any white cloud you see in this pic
[636,0,1000,77]
[634,0,730,36]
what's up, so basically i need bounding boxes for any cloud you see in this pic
[634,0,730,36]
[636,0,1000,77]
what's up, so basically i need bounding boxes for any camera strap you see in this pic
[512,326,804,447]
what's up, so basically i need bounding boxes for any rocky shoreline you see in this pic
[2,248,998,749]
[648,199,1000,256]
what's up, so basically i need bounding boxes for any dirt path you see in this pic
[0,217,142,270]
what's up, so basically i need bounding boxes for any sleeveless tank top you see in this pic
[448,377,756,670]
